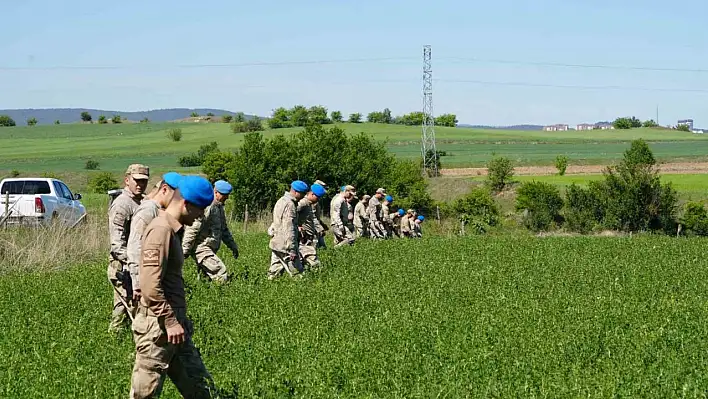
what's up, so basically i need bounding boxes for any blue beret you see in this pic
[214,180,233,195]
[162,172,182,189]
[398,209,405,216]
[340,185,346,192]
[291,180,309,193]
[311,184,326,197]
[385,195,393,202]
[417,215,424,222]
[178,175,214,209]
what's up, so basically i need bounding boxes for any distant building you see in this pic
[576,123,594,131]
[595,122,615,130]
[678,119,694,130]
[543,124,569,132]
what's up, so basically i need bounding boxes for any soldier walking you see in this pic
[107,163,149,333]
[129,175,217,399]
[413,215,425,238]
[182,180,239,283]
[297,183,326,270]
[312,180,329,249]
[330,185,356,247]
[389,208,405,238]
[400,209,415,238]
[380,195,394,238]
[353,194,370,238]
[127,172,182,306]
[268,181,309,279]
[367,188,387,239]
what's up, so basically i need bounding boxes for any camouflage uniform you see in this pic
[127,199,160,295]
[413,220,423,238]
[389,212,402,238]
[297,197,320,269]
[268,192,303,279]
[400,214,413,238]
[182,202,238,282]
[107,189,141,331]
[381,202,392,238]
[367,196,386,239]
[129,210,215,399]
[312,201,328,249]
[330,194,354,246]
[353,201,369,238]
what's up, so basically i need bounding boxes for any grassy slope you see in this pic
[2,235,708,397]
[1,123,707,174]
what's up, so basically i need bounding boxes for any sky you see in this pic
[2,0,708,127]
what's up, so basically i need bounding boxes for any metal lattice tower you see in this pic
[421,45,438,176]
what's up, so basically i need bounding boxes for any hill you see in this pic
[0,108,256,125]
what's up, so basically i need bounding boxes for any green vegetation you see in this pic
[87,172,119,194]
[26,117,37,126]
[555,154,569,175]
[486,156,515,192]
[167,127,183,142]
[4,235,708,396]
[0,115,16,127]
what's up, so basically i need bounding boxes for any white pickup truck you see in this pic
[0,178,87,227]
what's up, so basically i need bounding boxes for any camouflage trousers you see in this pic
[107,259,136,332]
[332,224,355,247]
[268,250,304,279]
[355,224,368,238]
[193,250,228,283]
[299,238,320,270]
[129,305,216,399]
[368,221,387,239]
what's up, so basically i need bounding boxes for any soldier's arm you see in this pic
[203,208,221,248]
[331,199,343,227]
[181,217,201,256]
[127,211,150,290]
[140,225,179,329]
[284,201,298,253]
[221,218,239,254]
[108,202,130,263]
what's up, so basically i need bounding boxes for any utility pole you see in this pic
[421,45,438,177]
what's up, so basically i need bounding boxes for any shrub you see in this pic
[515,181,564,231]
[348,113,362,123]
[0,115,16,127]
[486,156,514,192]
[98,115,107,124]
[54,120,61,125]
[555,155,569,176]
[80,112,92,122]
[178,141,219,167]
[452,187,500,233]
[680,202,708,236]
[564,183,602,233]
[88,172,119,194]
[202,151,237,183]
[112,115,122,124]
[177,154,201,167]
[167,128,183,142]
[84,159,100,170]
[232,117,264,133]
[41,172,60,179]
[10,170,20,178]
[677,124,690,132]
[222,115,233,123]
[27,118,37,126]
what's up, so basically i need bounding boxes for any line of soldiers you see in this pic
[106,164,426,397]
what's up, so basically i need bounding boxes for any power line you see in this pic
[435,78,708,93]
[439,56,708,74]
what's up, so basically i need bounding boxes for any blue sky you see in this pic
[2,0,707,126]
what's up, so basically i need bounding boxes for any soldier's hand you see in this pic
[132,289,141,301]
[167,323,185,345]
[289,251,297,261]
[232,249,239,260]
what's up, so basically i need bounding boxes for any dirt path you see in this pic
[441,162,708,177]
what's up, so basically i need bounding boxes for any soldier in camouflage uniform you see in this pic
[297,184,326,270]
[312,180,329,249]
[380,195,394,238]
[367,188,387,239]
[268,180,308,280]
[389,208,405,238]
[330,185,356,247]
[127,172,182,305]
[182,180,239,283]
[353,194,370,238]
[107,163,149,333]
[400,209,415,238]
[413,215,424,238]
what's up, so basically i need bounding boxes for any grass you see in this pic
[1,122,708,174]
[3,235,708,397]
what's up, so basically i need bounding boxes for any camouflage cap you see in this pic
[345,184,356,193]
[376,188,386,194]
[125,163,149,180]
[362,194,371,200]
[314,179,327,188]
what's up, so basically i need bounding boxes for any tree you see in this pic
[291,105,309,127]
[98,115,107,124]
[555,155,569,176]
[331,111,343,123]
[112,115,122,124]
[677,124,691,132]
[308,105,330,125]
[206,112,214,117]
[190,112,199,118]
[268,107,290,129]
[0,115,16,127]
[54,120,61,125]
[140,117,150,123]
[235,112,246,123]
[26,118,37,126]
[80,112,92,123]
[348,113,362,123]
[222,115,233,123]
[613,117,633,130]
[367,111,384,123]
[395,112,425,126]
[643,119,658,128]
[435,114,458,127]
[486,157,515,192]
[382,108,392,124]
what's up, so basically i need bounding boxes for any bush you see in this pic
[564,183,602,233]
[452,187,500,233]
[112,115,122,124]
[0,115,16,127]
[41,172,60,179]
[202,151,237,183]
[88,172,119,194]
[54,120,61,125]
[222,115,233,123]
[515,181,564,231]
[167,128,183,142]
[10,170,20,178]
[84,159,100,170]
[677,124,690,132]
[555,155,569,176]
[231,118,264,133]
[680,202,708,236]
[98,115,107,124]
[80,112,92,122]
[178,141,219,167]
[348,113,362,123]
[27,118,37,126]
[486,157,514,192]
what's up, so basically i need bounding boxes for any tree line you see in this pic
[267,105,458,129]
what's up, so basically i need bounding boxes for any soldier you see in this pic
[312,179,329,249]
[107,163,149,333]
[353,194,370,238]
[268,180,309,280]
[297,183,326,270]
[345,194,356,238]
[182,180,239,283]
[367,188,387,239]
[389,208,405,238]
[413,215,425,238]
[127,172,182,306]
[129,175,217,398]
[400,209,415,238]
[330,185,356,247]
[381,195,394,238]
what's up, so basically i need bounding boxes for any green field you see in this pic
[2,122,708,174]
[3,235,708,397]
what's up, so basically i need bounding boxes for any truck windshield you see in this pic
[1,180,51,195]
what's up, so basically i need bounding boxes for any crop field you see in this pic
[1,122,708,174]
[2,235,708,397]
